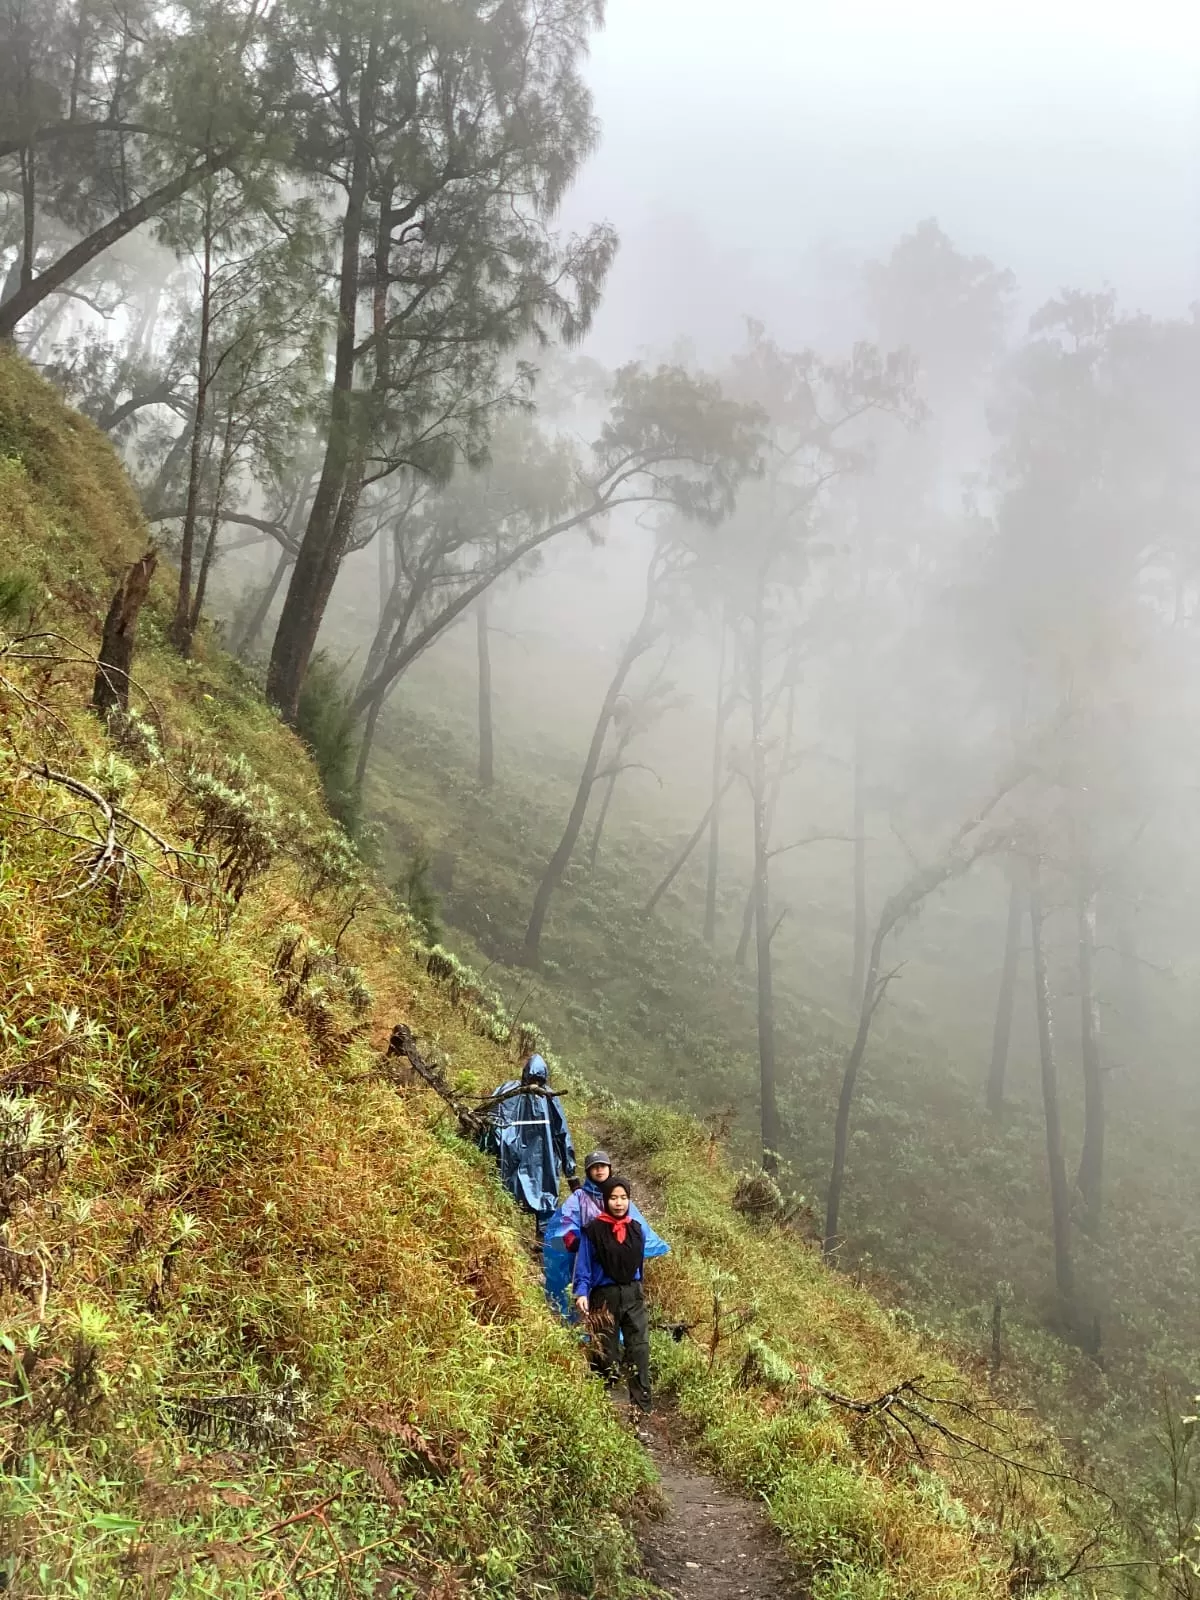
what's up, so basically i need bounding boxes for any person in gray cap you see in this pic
[582,1149,613,1191]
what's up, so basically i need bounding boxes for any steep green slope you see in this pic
[0,351,1120,1598]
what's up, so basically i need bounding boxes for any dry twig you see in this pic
[802,1372,1118,1510]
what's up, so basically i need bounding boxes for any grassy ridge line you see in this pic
[0,349,1113,1598]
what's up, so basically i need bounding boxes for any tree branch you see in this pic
[0,147,242,337]
[0,118,156,159]
[591,759,663,787]
[768,832,855,859]
[147,507,296,551]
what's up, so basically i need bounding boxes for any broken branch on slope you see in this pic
[384,1023,566,1141]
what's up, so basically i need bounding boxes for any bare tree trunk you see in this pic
[644,775,736,917]
[18,148,35,295]
[23,296,68,358]
[747,597,781,1172]
[357,549,409,701]
[823,781,1016,1253]
[587,766,619,868]
[377,513,393,625]
[142,424,193,519]
[825,918,887,1251]
[171,196,214,655]
[734,883,754,967]
[1028,861,1074,1303]
[703,617,728,942]
[1076,875,1104,1235]
[354,692,385,791]
[352,574,423,791]
[189,506,221,638]
[92,549,158,717]
[269,468,364,721]
[231,473,311,661]
[851,703,868,1005]
[987,865,1024,1113]
[266,121,373,722]
[735,676,797,969]
[234,545,292,660]
[850,544,871,1004]
[1113,890,1144,1037]
[590,648,673,872]
[477,593,494,788]
[135,283,162,363]
[351,500,435,796]
[185,410,237,644]
[524,579,658,964]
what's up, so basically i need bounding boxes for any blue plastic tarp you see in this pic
[480,1056,576,1224]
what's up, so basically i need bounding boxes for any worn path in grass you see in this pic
[592,1140,809,1597]
[621,1402,809,1600]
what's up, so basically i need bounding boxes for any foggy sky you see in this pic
[564,0,1200,363]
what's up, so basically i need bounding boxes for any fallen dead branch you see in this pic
[384,1022,567,1141]
[801,1371,1118,1510]
[384,1024,486,1138]
[5,758,201,900]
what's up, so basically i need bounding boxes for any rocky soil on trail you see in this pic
[629,1408,809,1599]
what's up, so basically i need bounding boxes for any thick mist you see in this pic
[4,0,1200,1573]
[571,0,1200,362]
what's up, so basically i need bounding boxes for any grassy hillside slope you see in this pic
[0,350,1120,1598]
[360,685,1198,1517]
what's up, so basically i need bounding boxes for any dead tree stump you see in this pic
[92,548,157,718]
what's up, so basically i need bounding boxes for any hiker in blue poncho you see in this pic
[542,1149,668,1318]
[481,1052,577,1236]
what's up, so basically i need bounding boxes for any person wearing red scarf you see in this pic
[573,1175,657,1412]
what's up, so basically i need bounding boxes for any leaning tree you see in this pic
[263,0,616,721]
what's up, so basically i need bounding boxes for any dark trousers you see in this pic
[589,1282,651,1411]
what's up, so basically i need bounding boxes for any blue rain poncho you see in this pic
[480,1055,576,1225]
[541,1177,669,1318]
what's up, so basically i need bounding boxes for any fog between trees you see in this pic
[4,0,1200,1555]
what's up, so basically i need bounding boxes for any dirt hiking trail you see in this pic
[620,1403,809,1599]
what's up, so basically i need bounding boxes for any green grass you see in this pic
[0,347,1148,1598]
[582,1097,1120,1598]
